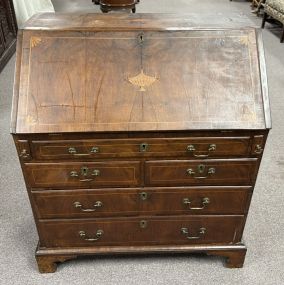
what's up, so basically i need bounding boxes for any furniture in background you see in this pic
[251,0,266,15]
[12,13,270,273]
[262,0,284,42]
[230,0,266,16]
[0,0,17,72]
[93,0,139,13]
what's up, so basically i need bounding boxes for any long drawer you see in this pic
[145,159,258,186]
[25,162,141,189]
[30,137,253,160]
[32,187,251,219]
[38,215,244,247]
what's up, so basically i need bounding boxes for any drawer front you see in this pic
[38,215,244,247]
[32,187,251,219]
[25,162,141,189]
[145,159,258,186]
[30,137,251,160]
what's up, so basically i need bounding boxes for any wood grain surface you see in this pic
[31,187,251,219]
[11,13,270,134]
[11,13,271,271]
[37,215,244,247]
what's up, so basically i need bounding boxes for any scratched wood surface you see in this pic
[11,13,270,134]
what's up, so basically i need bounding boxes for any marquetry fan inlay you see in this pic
[128,69,158,92]
[30,37,42,48]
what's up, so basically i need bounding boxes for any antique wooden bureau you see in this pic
[11,13,271,273]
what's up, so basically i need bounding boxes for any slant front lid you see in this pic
[12,14,270,134]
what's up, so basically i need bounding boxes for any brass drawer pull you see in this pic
[254,144,263,154]
[91,169,100,176]
[70,171,79,177]
[183,197,210,210]
[74,201,103,212]
[68,146,100,156]
[20,149,30,159]
[181,227,206,240]
[186,165,215,179]
[187,144,216,158]
[79,178,94,182]
[79,230,104,242]
[70,167,100,182]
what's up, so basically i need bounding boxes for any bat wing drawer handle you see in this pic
[68,147,100,156]
[70,168,100,182]
[181,227,206,240]
[73,201,103,212]
[186,167,215,179]
[183,197,210,210]
[78,230,104,242]
[187,144,216,157]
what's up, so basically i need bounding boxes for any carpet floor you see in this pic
[0,0,283,284]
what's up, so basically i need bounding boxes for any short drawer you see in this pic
[30,137,252,160]
[32,187,251,219]
[145,159,258,186]
[38,215,244,248]
[25,162,141,189]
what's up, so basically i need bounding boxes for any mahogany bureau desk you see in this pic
[11,13,271,273]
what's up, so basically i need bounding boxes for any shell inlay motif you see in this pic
[128,69,158,92]
[30,37,42,48]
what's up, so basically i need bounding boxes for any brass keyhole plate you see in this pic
[81,166,89,176]
[140,220,147,229]
[140,143,149,152]
[198,164,205,173]
[140,192,148,201]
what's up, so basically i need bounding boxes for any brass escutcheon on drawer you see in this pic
[139,143,149,152]
[140,220,147,228]
[139,192,148,201]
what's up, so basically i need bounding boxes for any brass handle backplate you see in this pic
[183,197,210,210]
[68,146,100,156]
[20,149,30,159]
[186,164,215,179]
[181,227,206,240]
[187,144,216,158]
[74,201,103,212]
[254,144,263,154]
[70,166,100,182]
[79,230,104,242]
